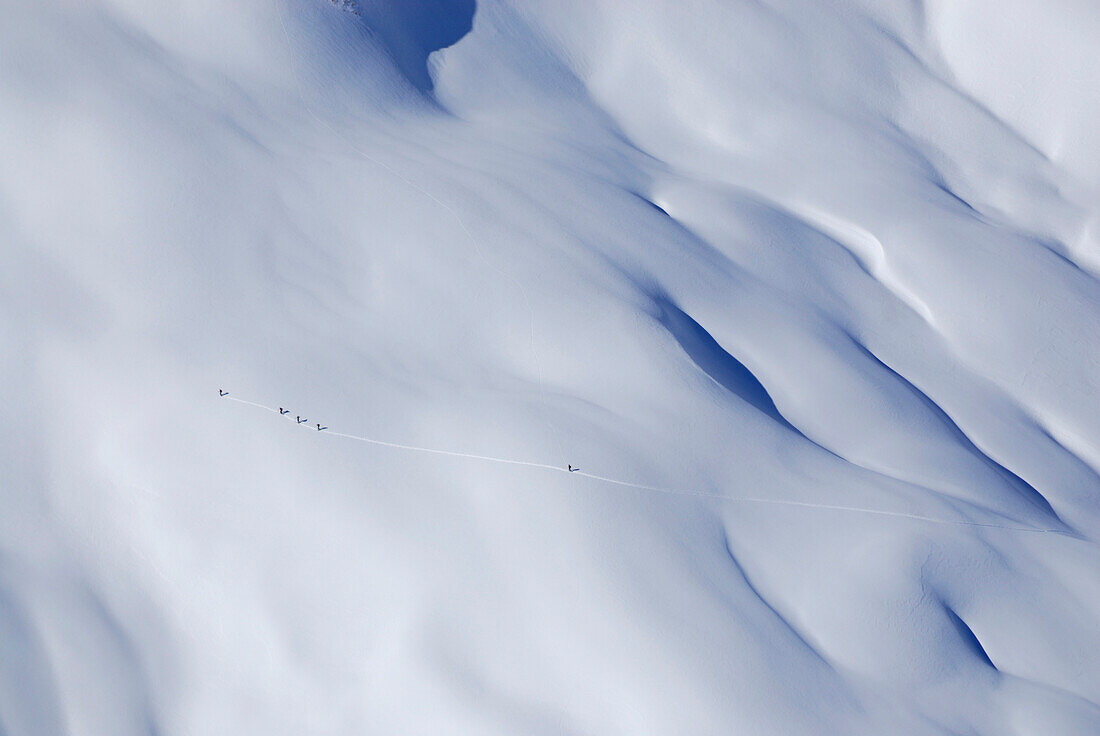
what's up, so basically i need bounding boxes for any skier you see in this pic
[219,389,228,397]
[297,416,307,424]
[568,464,578,473]
[316,423,327,431]
[279,408,289,415]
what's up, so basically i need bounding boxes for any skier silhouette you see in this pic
[219,389,228,397]
[316,423,327,431]
[279,408,289,415]
[297,416,307,424]
[568,464,578,472]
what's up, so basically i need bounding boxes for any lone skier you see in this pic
[568,464,578,473]
[219,389,228,397]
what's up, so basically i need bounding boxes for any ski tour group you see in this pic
[220,389,327,432]
[219,389,580,472]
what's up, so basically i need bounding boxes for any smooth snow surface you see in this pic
[4,1,1100,734]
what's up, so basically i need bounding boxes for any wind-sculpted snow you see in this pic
[3,0,1100,734]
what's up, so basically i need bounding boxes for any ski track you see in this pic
[222,394,1067,535]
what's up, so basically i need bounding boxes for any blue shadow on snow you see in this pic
[358,0,476,93]
[652,295,794,431]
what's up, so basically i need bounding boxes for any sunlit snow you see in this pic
[3,1,1100,733]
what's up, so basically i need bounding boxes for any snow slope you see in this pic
[3,0,1100,733]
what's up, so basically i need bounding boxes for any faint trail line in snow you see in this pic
[327,431,561,471]
[220,393,1066,535]
[224,396,280,414]
[271,1,568,467]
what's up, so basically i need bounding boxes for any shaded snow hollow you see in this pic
[3,0,1100,734]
